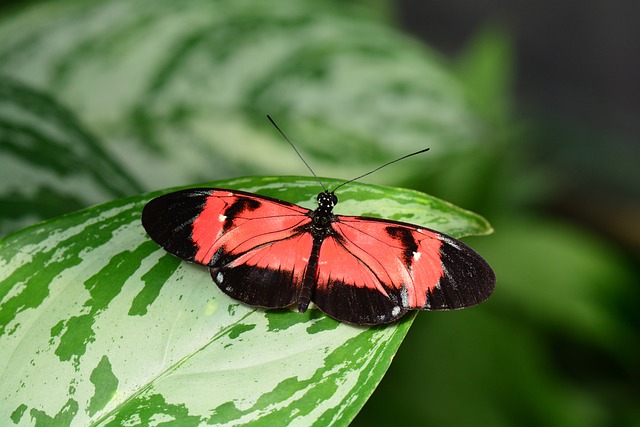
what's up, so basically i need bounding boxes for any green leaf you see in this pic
[472,216,637,355]
[0,176,492,425]
[0,77,144,236]
[0,0,480,190]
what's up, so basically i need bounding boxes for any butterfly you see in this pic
[141,117,495,325]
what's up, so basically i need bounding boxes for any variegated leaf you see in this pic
[0,177,492,425]
[0,0,479,190]
[0,78,144,236]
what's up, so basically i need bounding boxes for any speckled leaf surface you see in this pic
[0,78,144,236]
[0,176,492,426]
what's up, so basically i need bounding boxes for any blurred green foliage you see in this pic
[355,25,640,427]
[0,0,638,425]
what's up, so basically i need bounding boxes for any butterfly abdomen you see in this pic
[297,236,325,313]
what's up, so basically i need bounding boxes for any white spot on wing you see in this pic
[400,286,409,308]
[391,306,401,316]
[218,214,226,222]
[413,251,421,261]
[216,272,224,284]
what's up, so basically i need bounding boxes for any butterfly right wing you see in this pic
[142,188,314,308]
[310,215,495,325]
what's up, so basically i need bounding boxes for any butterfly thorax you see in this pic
[309,191,338,236]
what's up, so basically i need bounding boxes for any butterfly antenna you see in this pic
[331,148,430,193]
[267,115,328,192]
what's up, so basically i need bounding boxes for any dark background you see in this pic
[397,0,640,253]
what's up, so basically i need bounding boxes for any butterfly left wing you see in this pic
[142,188,314,308]
[311,215,496,325]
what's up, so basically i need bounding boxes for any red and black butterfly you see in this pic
[142,118,495,325]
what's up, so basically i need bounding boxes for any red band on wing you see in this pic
[191,192,232,263]
[228,233,313,283]
[322,219,443,308]
[316,236,390,295]
[192,191,309,265]
[400,231,444,307]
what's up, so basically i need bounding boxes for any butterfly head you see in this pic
[317,191,338,213]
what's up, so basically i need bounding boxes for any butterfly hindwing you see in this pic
[142,188,314,308]
[310,216,495,324]
[211,232,314,308]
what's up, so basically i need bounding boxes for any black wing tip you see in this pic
[141,190,213,262]
[423,239,496,311]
